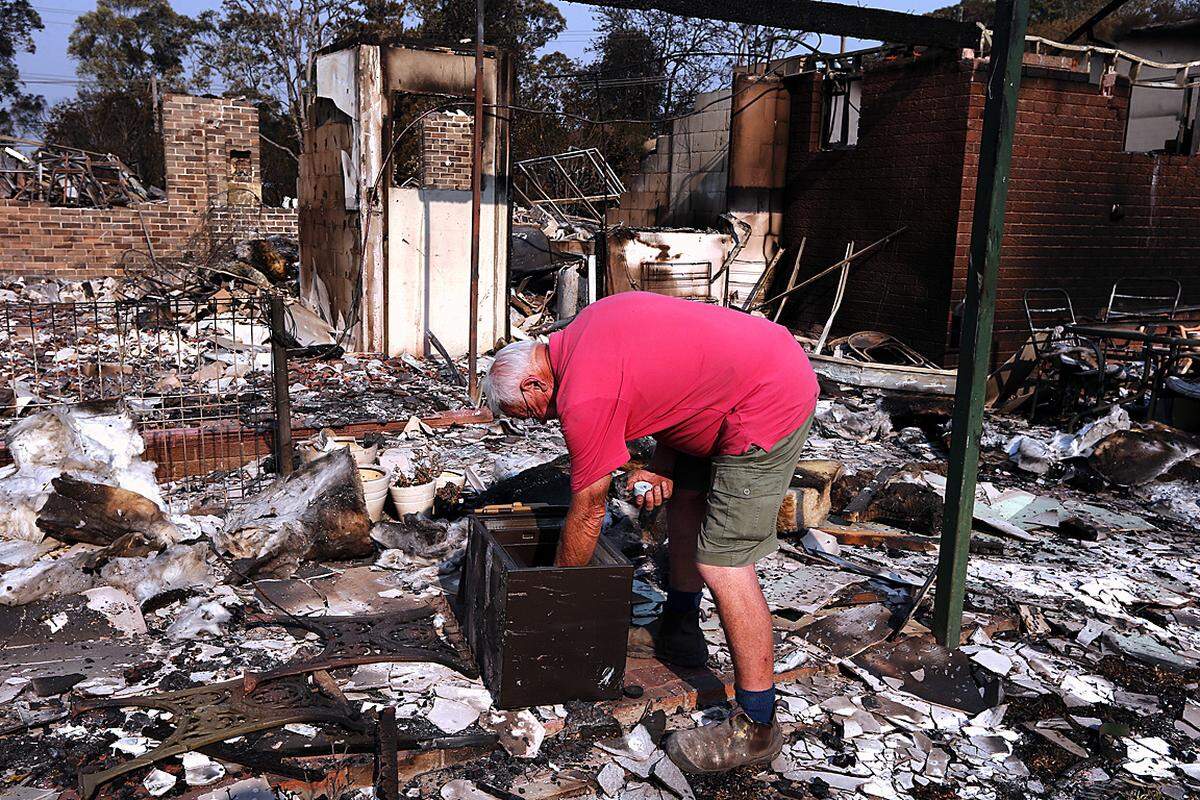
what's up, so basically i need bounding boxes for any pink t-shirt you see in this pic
[548,292,819,491]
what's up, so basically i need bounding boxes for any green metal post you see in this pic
[932,0,1030,648]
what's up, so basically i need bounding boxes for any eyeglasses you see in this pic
[518,385,536,419]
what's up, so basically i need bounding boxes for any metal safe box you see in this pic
[458,506,633,709]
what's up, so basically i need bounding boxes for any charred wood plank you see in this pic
[583,0,975,47]
[37,475,176,546]
[841,466,898,523]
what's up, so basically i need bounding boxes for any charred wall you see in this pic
[782,53,1200,367]
[298,97,361,332]
[608,89,732,229]
[781,56,973,362]
[0,94,297,282]
[952,62,1200,363]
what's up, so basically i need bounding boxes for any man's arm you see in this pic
[555,473,612,567]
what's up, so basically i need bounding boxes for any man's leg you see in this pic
[695,562,773,690]
[656,488,709,667]
[663,559,783,774]
[664,419,812,773]
[667,489,705,593]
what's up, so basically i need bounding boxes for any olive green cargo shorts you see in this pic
[672,417,812,568]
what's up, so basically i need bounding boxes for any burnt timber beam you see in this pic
[1064,0,1130,43]
[578,0,977,49]
[932,0,1030,648]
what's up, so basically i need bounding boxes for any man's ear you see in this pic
[521,374,549,394]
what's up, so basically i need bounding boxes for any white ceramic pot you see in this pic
[436,470,466,490]
[345,438,379,466]
[389,480,436,516]
[364,494,387,522]
[360,466,388,492]
[301,436,378,466]
[359,466,388,522]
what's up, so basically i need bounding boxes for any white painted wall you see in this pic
[386,188,507,357]
[1116,30,1200,153]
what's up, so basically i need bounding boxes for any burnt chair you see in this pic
[1152,351,1200,433]
[1105,277,1182,322]
[1101,277,1184,410]
[1023,288,1124,420]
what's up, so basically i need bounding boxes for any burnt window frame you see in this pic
[819,72,862,151]
[1121,60,1200,156]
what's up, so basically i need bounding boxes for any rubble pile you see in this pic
[285,352,491,429]
[508,203,595,338]
[1,284,277,427]
[2,350,1199,800]
[0,142,157,208]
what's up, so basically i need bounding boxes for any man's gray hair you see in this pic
[482,340,540,416]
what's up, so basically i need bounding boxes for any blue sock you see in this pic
[735,685,776,724]
[665,588,702,613]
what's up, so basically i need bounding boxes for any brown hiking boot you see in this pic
[654,608,709,668]
[664,709,783,773]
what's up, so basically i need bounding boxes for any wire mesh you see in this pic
[514,148,625,224]
[1,293,280,511]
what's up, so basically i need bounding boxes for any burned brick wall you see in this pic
[781,56,973,362]
[952,62,1200,363]
[782,53,1200,366]
[608,89,731,229]
[421,111,474,191]
[0,94,297,282]
[298,94,360,332]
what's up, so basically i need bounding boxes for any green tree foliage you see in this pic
[593,9,727,119]
[591,9,799,119]
[68,0,208,91]
[932,0,1200,40]
[585,26,663,175]
[512,51,586,161]
[0,0,44,135]
[410,0,564,64]
[52,0,208,188]
[43,87,163,186]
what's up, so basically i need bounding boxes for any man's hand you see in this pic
[626,469,673,512]
[555,474,611,567]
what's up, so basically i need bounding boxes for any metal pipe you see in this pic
[467,0,485,404]
[269,294,294,476]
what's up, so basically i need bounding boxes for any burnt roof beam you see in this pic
[579,0,978,49]
[1064,0,1131,43]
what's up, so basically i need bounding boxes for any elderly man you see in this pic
[482,291,818,772]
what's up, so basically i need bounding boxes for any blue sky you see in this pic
[16,0,948,105]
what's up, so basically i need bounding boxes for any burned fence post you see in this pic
[932,0,1030,648]
[269,293,295,476]
[375,706,399,800]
